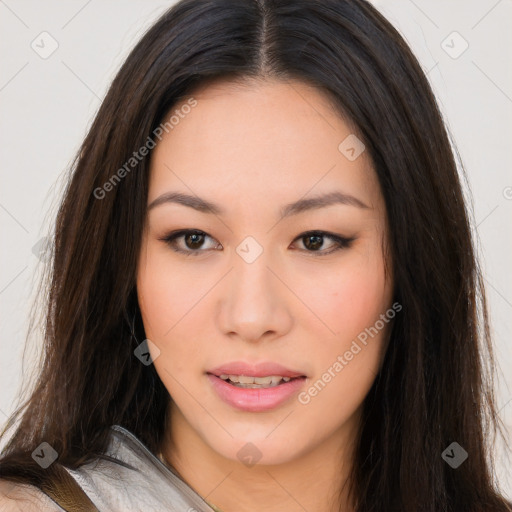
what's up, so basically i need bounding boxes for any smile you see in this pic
[207,373,307,412]
[219,374,294,388]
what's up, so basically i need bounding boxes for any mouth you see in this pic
[206,361,308,412]
[207,361,307,386]
[211,374,306,389]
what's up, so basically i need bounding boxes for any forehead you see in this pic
[148,78,381,212]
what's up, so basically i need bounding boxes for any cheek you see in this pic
[297,275,391,433]
[336,265,389,339]
[293,244,391,400]
[297,251,392,419]
[295,246,390,344]
[137,245,213,385]
[137,247,204,339]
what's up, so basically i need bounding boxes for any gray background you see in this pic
[1,0,511,498]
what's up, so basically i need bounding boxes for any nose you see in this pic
[216,249,293,344]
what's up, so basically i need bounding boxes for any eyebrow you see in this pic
[147,190,369,217]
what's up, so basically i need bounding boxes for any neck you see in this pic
[161,406,360,512]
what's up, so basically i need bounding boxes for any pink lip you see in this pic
[207,374,307,412]
[207,361,306,379]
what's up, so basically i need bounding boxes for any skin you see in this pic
[136,78,394,512]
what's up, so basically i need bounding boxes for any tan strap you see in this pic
[38,463,99,512]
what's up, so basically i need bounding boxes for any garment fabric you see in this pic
[2,424,216,512]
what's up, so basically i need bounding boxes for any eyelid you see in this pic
[158,229,219,256]
[293,231,355,254]
[158,229,355,256]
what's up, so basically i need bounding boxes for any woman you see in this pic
[0,0,510,511]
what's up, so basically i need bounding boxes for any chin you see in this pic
[209,430,308,467]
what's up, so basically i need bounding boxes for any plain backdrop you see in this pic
[1,0,511,499]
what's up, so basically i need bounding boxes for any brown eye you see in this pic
[160,230,219,256]
[160,229,354,257]
[302,234,325,251]
[293,231,355,255]
[184,232,206,250]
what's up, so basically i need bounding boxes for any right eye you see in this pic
[159,229,221,256]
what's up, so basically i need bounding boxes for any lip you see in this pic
[207,361,306,379]
[207,374,307,412]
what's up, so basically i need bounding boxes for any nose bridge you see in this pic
[217,235,291,341]
[230,237,277,307]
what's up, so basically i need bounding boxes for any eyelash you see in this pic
[158,229,355,257]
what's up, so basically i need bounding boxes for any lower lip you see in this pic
[207,374,306,412]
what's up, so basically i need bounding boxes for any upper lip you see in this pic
[207,361,306,378]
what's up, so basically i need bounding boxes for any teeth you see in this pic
[218,374,293,387]
[240,375,265,384]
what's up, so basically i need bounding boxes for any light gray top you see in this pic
[0,424,217,512]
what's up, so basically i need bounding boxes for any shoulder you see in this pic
[0,479,65,511]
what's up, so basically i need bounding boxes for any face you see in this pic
[137,78,394,467]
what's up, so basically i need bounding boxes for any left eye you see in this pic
[293,231,354,254]
[159,229,354,257]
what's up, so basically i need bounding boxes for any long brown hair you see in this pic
[1,1,510,510]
